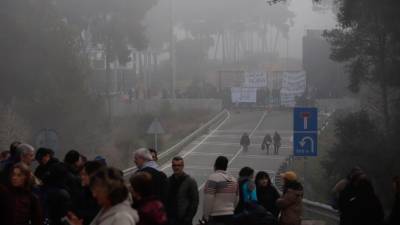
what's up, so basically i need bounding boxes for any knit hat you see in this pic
[280,171,297,181]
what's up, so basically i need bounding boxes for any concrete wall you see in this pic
[112,98,223,117]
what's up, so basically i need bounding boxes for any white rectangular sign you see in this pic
[231,87,257,103]
[244,72,267,88]
[280,71,306,107]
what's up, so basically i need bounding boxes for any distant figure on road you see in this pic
[240,133,250,152]
[261,134,272,154]
[273,131,281,155]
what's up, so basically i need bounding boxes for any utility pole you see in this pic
[170,0,176,99]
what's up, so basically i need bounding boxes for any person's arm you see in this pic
[31,194,43,225]
[276,190,296,209]
[184,179,199,223]
[203,179,217,220]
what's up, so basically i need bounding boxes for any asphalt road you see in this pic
[158,109,294,221]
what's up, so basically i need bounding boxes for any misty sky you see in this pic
[285,0,337,59]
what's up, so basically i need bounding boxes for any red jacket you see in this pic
[133,196,168,225]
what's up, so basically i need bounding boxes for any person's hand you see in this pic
[67,212,83,225]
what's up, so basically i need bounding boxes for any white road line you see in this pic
[188,152,235,157]
[160,111,231,171]
[198,112,268,190]
[236,155,286,160]
[229,111,267,165]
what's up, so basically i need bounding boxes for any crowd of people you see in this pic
[0,141,398,225]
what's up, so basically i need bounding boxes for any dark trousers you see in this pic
[210,215,233,225]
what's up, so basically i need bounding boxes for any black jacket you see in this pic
[256,185,280,217]
[240,135,250,146]
[167,173,199,225]
[73,187,100,225]
[34,158,60,182]
[138,166,169,205]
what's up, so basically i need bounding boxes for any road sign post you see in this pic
[147,118,165,151]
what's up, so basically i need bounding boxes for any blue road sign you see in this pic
[293,132,317,156]
[294,107,318,132]
[293,107,318,156]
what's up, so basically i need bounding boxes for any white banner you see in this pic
[231,87,257,103]
[244,72,267,88]
[280,71,306,107]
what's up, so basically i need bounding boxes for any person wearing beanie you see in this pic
[276,180,303,225]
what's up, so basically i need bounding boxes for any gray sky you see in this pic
[283,0,337,59]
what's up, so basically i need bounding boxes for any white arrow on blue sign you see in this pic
[293,107,318,156]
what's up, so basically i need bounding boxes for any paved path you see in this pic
[158,109,294,221]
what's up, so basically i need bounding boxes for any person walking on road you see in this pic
[273,131,281,155]
[203,156,238,225]
[240,133,250,152]
[166,156,199,225]
[261,134,272,154]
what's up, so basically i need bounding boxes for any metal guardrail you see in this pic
[122,109,229,177]
[273,113,340,225]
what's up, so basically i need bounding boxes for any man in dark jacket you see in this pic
[134,148,168,205]
[34,148,58,182]
[167,156,199,225]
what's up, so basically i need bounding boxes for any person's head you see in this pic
[214,156,228,171]
[0,150,10,161]
[90,167,128,208]
[281,171,297,185]
[10,163,34,189]
[255,171,272,187]
[243,132,248,136]
[238,167,255,180]
[133,148,153,168]
[9,141,21,156]
[129,172,153,201]
[172,156,184,176]
[64,150,84,169]
[18,144,35,166]
[349,170,365,186]
[393,176,400,194]
[80,160,105,187]
[35,148,54,165]
[285,180,303,191]
[347,166,363,180]
[149,148,158,161]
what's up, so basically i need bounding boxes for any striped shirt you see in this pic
[203,170,238,218]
